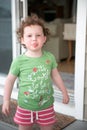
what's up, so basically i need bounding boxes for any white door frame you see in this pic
[0,0,28,99]
[11,0,28,99]
[0,0,86,120]
[54,0,87,120]
[74,0,87,119]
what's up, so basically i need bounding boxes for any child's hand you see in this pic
[62,94,69,104]
[2,101,10,116]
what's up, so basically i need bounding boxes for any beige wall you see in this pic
[84,27,87,120]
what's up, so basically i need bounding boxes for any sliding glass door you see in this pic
[0,0,12,84]
[0,0,85,120]
[0,0,12,74]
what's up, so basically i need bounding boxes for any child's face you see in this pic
[21,25,46,51]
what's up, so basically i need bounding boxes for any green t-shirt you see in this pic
[10,51,57,111]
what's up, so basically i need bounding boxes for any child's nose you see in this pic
[32,35,37,40]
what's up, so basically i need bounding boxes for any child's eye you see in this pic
[28,35,32,37]
[36,34,41,36]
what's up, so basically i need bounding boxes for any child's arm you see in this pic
[51,68,69,104]
[2,73,17,116]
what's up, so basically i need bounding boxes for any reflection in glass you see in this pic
[0,0,12,74]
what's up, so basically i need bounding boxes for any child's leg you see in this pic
[19,125,32,130]
[40,125,53,130]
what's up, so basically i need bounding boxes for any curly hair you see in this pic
[16,16,50,48]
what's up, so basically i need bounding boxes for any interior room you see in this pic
[28,0,77,103]
[0,0,77,104]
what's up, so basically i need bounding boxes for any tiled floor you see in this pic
[0,120,87,130]
[0,122,17,130]
[63,120,87,130]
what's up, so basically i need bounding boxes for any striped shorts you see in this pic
[14,106,56,126]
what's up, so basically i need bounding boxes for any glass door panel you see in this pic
[0,0,12,74]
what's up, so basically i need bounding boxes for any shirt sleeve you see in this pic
[47,52,58,69]
[9,58,20,76]
[51,54,58,69]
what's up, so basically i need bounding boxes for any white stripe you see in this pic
[18,106,53,112]
[17,110,31,115]
[14,118,31,125]
[39,111,54,117]
[31,111,33,123]
[18,106,30,111]
[17,106,31,112]
[38,106,53,112]
[15,115,31,120]
[38,115,55,121]
[36,111,38,120]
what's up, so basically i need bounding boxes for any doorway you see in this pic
[3,0,86,120]
[27,0,76,105]
[19,0,86,120]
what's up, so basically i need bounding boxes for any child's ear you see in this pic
[44,36,47,43]
[21,38,26,48]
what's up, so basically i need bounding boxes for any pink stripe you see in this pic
[16,111,30,117]
[37,120,56,126]
[39,111,55,117]
[17,106,30,113]
[38,106,54,114]
[38,115,55,121]
[14,118,32,125]
[15,114,31,120]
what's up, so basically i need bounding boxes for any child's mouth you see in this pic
[32,44,38,48]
